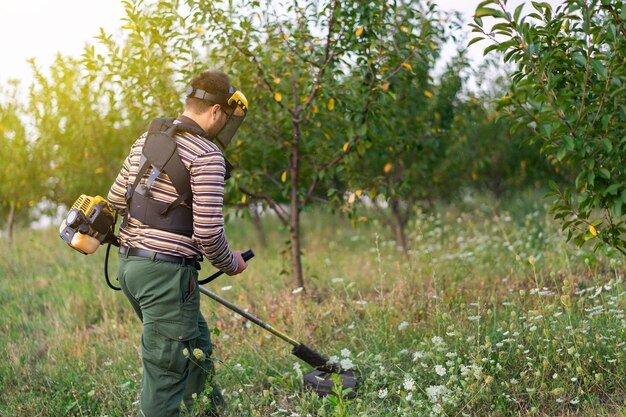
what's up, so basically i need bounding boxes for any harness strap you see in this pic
[126,154,151,200]
[124,117,230,237]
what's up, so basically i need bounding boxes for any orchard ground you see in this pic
[1,190,624,416]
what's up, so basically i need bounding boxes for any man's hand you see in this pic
[226,250,248,276]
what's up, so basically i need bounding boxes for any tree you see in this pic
[342,42,466,257]
[28,55,136,206]
[83,0,204,123]
[185,0,443,289]
[471,0,626,255]
[447,60,563,199]
[0,81,47,243]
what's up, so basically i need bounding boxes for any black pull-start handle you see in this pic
[198,249,254,285]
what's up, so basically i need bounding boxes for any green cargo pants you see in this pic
[118,254,224,416]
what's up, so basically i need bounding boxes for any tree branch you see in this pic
[238,186,288,226]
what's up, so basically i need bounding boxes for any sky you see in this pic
[0,0,124,85]
[0,0,562,88]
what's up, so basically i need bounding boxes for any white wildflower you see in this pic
[378,387,388,399]
[403,377,416,391]
[434,365,447,376]
[425,385,449,403]
[331,277,344,283]
[341,348,351,358]
[193,348,206,361]
[431,336,445,346]
[293,362,302,377]
[398,321,409,331]
[339,358,354,370]
[413,351,426,361]
[432,403,444,415]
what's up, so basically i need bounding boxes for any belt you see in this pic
[120,246,201,268]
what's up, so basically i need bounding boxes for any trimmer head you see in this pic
[303,370,358,399]
[198,282,360,399]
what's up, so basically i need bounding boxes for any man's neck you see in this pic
[180,111,207,132]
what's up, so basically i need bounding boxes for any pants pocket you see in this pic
[181,267,197,303]
[142,320,200,376]
[180,267,200,321]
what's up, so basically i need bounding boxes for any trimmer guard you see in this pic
[303,370,358,399]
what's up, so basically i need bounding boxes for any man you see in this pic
[107,70,248,416]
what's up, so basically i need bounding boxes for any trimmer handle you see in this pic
[198,249,254,285]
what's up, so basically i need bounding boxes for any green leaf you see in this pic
[468,37,485,47]
[531,2,553,12]
[589,59,608,78]
[605,183,621,195]
[548,180,559,192]
[599,168,611,180]
[614,200,623,217]
[475,7,500,18]
[483,44,499,56]
[572,54,586,67]
[514,4,524,22]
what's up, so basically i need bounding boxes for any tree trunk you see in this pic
[248,203,267,248]
[290,116,305,290]
[289,205,304,290]
[390,198,409,259]
[6,202,15,246]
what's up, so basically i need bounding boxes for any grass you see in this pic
[0,191,624,416]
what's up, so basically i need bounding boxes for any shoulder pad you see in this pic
[148,117,176,133]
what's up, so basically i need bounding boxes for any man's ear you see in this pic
[210,103,222,117]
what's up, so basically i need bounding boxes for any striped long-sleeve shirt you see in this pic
[107,117,238,273]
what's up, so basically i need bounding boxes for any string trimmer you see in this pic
[57,197,356,397]
[200,250,358,398]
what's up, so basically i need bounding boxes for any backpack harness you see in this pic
[125,117,232,237]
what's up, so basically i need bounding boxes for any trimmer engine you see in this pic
[59,195,117,254]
